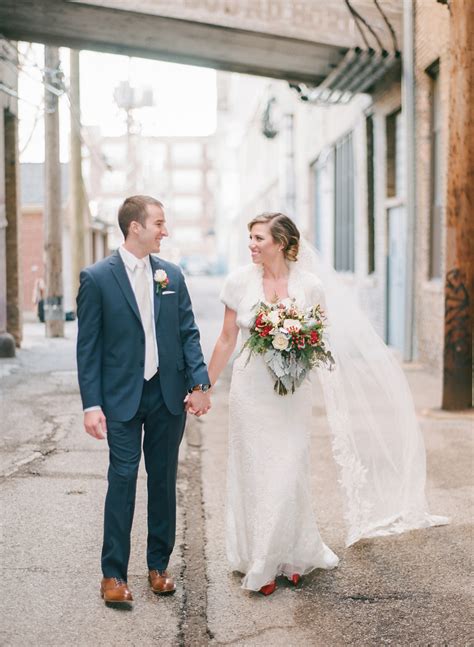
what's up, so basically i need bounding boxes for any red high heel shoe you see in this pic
[259,580,277,596]
[288,573,301,586]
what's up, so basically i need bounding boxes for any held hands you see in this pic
[84,409,107,440]
[184,390,211,417]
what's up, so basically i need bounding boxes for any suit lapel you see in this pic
[109,251,141,324]
[150,255,162,324]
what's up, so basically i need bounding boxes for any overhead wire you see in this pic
[62,82,113,172]
[344,0,386,52]
[345,3,372,50]
[0,38,65,96]
[373,0,399,53]
[19,100,44,154]
[0,39,113,172]
[0,81,44,107]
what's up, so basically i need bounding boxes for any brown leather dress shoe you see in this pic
[149,569,176,595]
[100,577,133,604]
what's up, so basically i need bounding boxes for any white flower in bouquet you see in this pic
[272,333,289,351]
[267,310,281,326]
[283,319,302,332]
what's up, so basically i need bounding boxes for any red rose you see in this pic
[310,331,319,345]
[259,326,272,337]
[255,313,265,328]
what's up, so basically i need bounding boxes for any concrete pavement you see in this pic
[0,276,472,646]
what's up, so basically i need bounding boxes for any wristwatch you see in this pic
[188,383,211,393]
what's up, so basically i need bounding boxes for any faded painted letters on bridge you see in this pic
[70,0,402,50]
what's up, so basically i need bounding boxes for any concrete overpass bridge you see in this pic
[0,0,402,84]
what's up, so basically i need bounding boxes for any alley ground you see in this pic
[0,275,472,646]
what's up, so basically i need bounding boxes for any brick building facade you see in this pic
[85,132,216,265]
[413,0,451,370]
[0,39,22,353]
[19,163,109,315]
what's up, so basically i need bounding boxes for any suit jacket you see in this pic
[76,251,209,420]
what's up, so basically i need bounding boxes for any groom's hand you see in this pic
[185,391,211,417]
[84,409,107,440]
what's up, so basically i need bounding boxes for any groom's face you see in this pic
[137,204,168,254]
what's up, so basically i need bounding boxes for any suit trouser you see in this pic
[101,372,186,580]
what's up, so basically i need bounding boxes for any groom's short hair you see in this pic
[118,195,164,238]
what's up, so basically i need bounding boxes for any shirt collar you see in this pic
[119,246,151,273]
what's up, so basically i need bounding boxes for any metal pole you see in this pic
[44,46,64,337]
[441,0,473,410]
[402,0,416,361]
[69,49,85,306]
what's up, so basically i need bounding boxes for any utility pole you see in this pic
[44,46,64,337]
[69,49,85,304]
[441,0,473,409]
[113,62,153,194]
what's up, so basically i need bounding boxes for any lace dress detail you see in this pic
[220,263,339,591]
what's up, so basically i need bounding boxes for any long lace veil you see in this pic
[296,239,448,546]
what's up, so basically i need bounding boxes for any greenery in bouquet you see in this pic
[241,299,335,395]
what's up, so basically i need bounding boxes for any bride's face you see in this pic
[249,223,283,265]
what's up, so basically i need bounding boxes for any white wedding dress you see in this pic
[220,262,339,591]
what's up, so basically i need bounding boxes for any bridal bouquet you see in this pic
[242,300,335,395]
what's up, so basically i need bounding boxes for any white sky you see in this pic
[18,42,217,162]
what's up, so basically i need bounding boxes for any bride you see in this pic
[207,212,447,595]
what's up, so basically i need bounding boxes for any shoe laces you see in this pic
[113,577,126,587]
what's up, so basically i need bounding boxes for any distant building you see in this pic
[0,38,20,352]
[84,131,216,265]
[20,163,68,314]
[20,162,109,314]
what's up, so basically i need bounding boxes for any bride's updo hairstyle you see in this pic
[248,212,300,262]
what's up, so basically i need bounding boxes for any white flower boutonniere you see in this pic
[154,269,169,294]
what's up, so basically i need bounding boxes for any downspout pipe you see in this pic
[402,0,416,361]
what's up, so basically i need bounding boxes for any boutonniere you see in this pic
[154,269,169,294]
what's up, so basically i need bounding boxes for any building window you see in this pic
[312,148,334,261]
[366,115,375,274]
[172,195,202,218]
[171,170,203,193]
[386,109,404,199]
[313,163,324,252]
[171,142,203,166]
[427,62,442,278]
[334,132,355,272]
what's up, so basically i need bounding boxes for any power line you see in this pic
[19,99,44,154]
[1,41,113,172]
[0,81,44,108]
[62,83,113,172]
[350,11,372,50]
[373,0,399,53]
[344,0,386,52]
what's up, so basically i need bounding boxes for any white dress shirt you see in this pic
[84,246,159,412]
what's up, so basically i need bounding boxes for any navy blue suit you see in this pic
[76,251,209,579]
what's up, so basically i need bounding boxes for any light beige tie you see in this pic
[135,260,157,381]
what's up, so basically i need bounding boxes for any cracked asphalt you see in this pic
[1,276,472,646]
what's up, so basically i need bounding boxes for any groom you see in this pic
[76,195,211,604]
